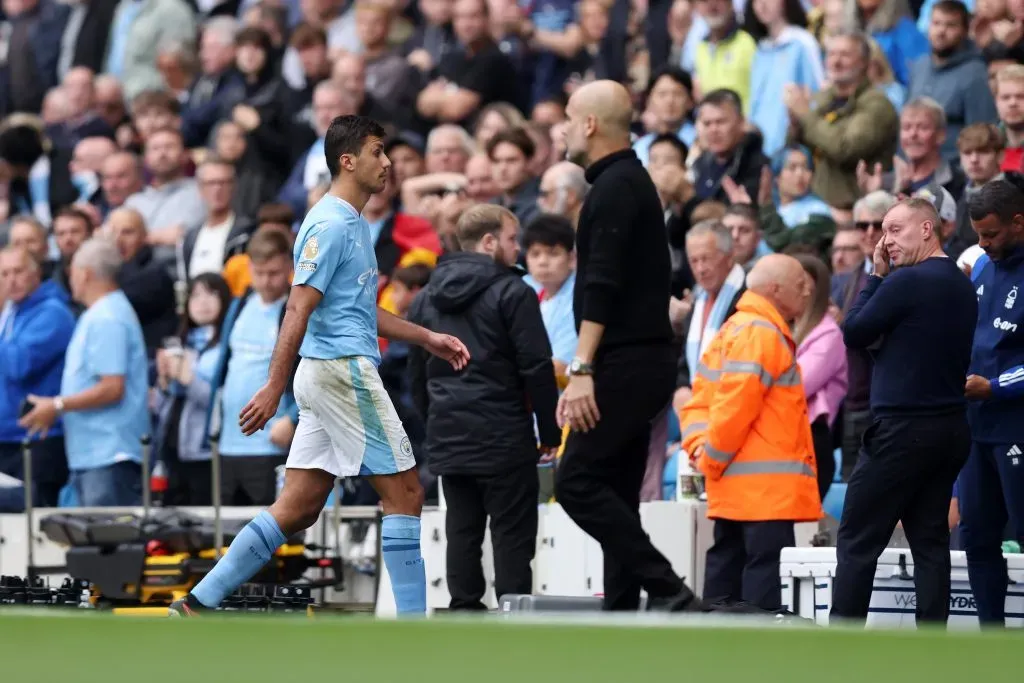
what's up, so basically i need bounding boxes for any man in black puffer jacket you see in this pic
[408,204,561,611]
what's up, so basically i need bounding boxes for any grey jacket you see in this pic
[907,43,998,161]
[114,0,198,101]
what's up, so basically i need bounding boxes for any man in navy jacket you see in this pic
[0,246,75,510]
[961,173,1024,626]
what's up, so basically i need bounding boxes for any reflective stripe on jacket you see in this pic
[678,290,822,523]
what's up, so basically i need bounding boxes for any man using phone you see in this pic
[831,198,977,626]
[0,246,76,510]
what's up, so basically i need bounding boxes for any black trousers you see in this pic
[555,344,684,610]
[811,416,836,502]
[0,437,68,508]
[703,519,795,611]
[442,462,539,610]
[221,455,286,506]
[831,412,970,626]
[167,459,213,506]
[841,408,871,481]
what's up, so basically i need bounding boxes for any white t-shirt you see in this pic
[188,215,234,278]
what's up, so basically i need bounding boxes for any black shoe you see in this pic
[168,594,207,617]
[647,585,706,613]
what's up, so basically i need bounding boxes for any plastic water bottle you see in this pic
[150,460,168,506]
[676,458,705,501]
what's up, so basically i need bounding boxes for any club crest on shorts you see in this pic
[302,236,319,260]
[400,436,413,457]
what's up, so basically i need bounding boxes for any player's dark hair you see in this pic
[392,263,433,290]
[324,115,387,179]
[649,133,689,165]
[698,89,744,118]
[968,172,1024,223]
[931,0,969,28]
[523,214,575,252]
[247,225,292,263]
[485,126,536,161]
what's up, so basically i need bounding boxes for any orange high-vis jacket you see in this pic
[678,290,822,523]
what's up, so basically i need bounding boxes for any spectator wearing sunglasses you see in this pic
[830,189,897,480]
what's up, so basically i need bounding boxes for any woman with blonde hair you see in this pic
[793,254,848,500]
[843,0,928,85]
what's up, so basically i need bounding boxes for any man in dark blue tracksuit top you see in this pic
[962,174,1024,626]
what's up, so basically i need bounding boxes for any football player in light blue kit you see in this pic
[170,115,470,617]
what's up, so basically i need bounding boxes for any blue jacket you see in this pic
[0,280,75,443]
[277,144,315,222]
[968,247,1024,442]
[873,17,929,86]
[201,289,298,448]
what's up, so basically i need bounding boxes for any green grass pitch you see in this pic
[0,612,1021,682]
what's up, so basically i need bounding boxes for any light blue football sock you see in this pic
[382,514,426,615]
[191,510,287,608]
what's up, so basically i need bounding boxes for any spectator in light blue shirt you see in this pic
[522,215,578,379]
[205,227,297,506]
[19,237,149,506]
[774,145,833,228]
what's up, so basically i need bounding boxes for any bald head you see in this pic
[72,137,118,174]
[108,207,147,261]
[564,80,633,166]
[569,80,633,135]
[746,254,810,321]
[747,254,803,291]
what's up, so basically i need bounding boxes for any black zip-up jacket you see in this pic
[407,252,561,475]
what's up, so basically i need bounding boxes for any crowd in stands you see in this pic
[0,0,1017,513]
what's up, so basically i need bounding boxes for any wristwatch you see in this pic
[53,396,65,414]
[568,357,594,376]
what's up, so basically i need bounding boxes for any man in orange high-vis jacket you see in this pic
[679,254,823,612]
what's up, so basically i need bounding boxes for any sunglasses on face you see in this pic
[855,221,883,231]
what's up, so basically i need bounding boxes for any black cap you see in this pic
[384,132,425,157]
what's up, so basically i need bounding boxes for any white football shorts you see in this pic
[287,356,415,477]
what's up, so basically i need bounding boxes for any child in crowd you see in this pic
[523,215,578,386]
[154,273,233,506]
[379,263,434,501]
[221,204,295,297]
[774,145,833,228]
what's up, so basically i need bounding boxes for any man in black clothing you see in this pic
[692,89,769,205]
[414,0,519,129]
[408,204,560,610]
[555,79,700,612]
[109,207,177,360]
[832,198,977,626]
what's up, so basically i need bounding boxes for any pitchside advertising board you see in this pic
[780,547,1024,629]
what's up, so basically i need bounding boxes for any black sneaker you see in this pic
[168,594,207,617]
[647,585,706,613]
